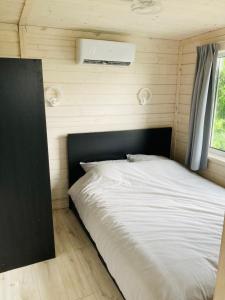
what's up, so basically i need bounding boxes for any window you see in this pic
[211,54,225,153]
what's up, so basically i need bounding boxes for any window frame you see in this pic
[209,51,225,156]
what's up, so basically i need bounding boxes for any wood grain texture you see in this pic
[0,0,24,24]
[0,23,179,207]
[16,25,179,206]
[0,209,123,300]
[0,23,20,58]
[4,0,225,39]
[174,27,225,188]
[1,22,225,203]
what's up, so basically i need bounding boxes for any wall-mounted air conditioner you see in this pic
[76,39,136,66]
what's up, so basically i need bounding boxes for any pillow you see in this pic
[91,164,124,183]
[68,164,130,198]
[80,159,128,172]
[126,154,167,162]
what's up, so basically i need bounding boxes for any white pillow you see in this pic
[80,159,128,172]
[68,164,130,198]
[126,154,167,162]
[91,164,124,183]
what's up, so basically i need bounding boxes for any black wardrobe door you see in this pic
[0,58,55,272]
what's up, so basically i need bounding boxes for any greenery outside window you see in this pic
[211,54,225,154]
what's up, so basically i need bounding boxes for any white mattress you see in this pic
[68,159,225,300]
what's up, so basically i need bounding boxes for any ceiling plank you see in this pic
[0,0,25,24]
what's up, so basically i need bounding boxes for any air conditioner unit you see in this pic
[76,39,136,66]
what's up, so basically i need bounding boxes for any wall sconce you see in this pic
[137,87,152,105]
[45,86,63,107]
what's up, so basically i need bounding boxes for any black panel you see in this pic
[68,127,172,187]
[0,58,55,272]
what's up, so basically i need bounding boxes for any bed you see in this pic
[67,128,225,300]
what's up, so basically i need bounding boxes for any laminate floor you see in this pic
[0,209,124,300]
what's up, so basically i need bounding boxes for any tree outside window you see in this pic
[211,56,225,152]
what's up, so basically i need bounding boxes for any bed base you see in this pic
[69,200,126,299]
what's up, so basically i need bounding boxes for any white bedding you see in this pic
[68,159,225,300]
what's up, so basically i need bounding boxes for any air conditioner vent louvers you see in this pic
[83,59,131,66]
[77,39,136,66]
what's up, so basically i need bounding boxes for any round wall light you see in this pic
[45,86,63,107]
[137,87,152,105]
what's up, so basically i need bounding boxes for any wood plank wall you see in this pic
[174,28,225,188]
[0,23,179,208]
[0,23,20,57]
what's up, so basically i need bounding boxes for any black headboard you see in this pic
[67,127,172,187]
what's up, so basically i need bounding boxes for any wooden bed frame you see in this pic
[67,127,172,298]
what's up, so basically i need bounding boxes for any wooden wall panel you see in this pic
[0,23,179,208]
[174,28,225,188]
[1,22,225,207]
[0,24,20,58]
[19,26,179,208]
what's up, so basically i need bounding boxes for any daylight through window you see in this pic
[211,55,225,152]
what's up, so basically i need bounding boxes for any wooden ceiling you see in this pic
[1,0,225,39]
[0,0,24,24]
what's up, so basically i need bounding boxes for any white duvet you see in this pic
[68,159,225,300]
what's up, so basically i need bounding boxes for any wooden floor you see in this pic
[0,209,124,300]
